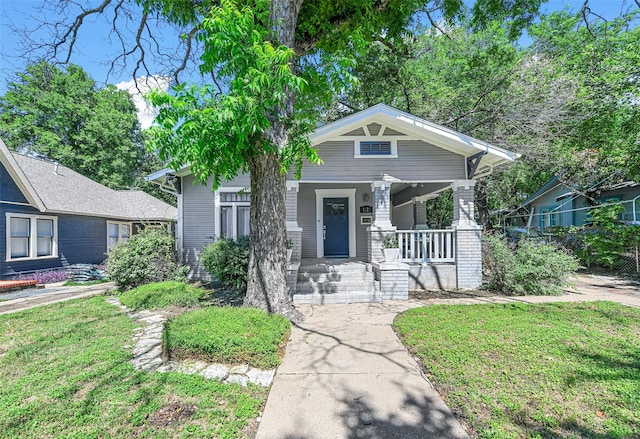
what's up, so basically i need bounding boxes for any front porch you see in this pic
[285,179,483,304]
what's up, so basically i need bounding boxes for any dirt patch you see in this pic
[148,400,197,427]
[409,288,497,301]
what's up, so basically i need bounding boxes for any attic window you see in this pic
[360,141,391,155]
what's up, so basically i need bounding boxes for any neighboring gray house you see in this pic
[518,176,640,230]
[149,104,518,303]
[0,137,177,279]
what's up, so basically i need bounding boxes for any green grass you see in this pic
[119,281,207,310]
[166,307,290,369]
[394,301,640,439]
[0,297,267,438]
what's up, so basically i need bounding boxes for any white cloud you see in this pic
[116,76,171,130]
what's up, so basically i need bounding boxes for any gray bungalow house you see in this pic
[0,137,177,279]
[149,104,518,303]
[518,176,640,230]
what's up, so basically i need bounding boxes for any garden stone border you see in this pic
[106,296,275,387]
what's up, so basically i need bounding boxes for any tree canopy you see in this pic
[13,0,558,319]
[0,61,148,190]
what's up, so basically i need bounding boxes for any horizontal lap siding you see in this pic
[294,140,465,181]
[58,214,109,264]
[182,175,215,279]
[181,173,250,279]
[1,210,109,278]
[1,162,29,203]
[298,183,370,259]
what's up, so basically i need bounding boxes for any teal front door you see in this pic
[323,197,349,257]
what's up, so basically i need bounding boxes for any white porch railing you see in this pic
[397,229,456,263]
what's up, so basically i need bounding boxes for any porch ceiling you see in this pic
[392,182,451,207]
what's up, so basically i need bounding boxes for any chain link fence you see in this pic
[547,228,640,278]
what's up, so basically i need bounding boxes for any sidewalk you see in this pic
[256,274,639,439]
[0,282,115,315]
[256,301,470,439]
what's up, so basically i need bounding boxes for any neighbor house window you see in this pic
[218,191,250,238]
[107,221,131,250]
[6,213,57,261]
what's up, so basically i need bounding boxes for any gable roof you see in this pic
[520,176,639,208]
[520,176,561,207]
[147,104,519,183]
[0,138,177,221]
[311,104,519,176]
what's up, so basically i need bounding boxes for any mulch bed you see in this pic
[409,288,497,301]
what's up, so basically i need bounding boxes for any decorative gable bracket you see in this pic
[466,150,487,179]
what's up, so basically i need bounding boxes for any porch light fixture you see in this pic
[363,193,370,202]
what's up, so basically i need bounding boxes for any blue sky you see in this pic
[0,1,636,102]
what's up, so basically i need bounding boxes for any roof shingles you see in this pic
[11,153,177,221]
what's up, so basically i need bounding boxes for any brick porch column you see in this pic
[451,180,482,289]
[367,180,396,263]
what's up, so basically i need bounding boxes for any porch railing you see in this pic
[396,229,456,263]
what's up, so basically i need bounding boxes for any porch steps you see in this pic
[293,259,381,305]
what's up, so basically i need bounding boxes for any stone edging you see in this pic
[106,296,275,387]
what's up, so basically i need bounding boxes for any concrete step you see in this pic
[298,262,372,274]
[292,291,383,305]
[297,271,373,283]
[296,281,378,295]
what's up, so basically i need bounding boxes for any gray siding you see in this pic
[181,175,215,279]
[392,204,413,230]
[292,139,466,181]
[298,183,372,259]
[181,173,251,278]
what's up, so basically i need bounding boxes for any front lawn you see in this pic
[0,297,268,438]
[394,301,640,439]
[165,307,290,370]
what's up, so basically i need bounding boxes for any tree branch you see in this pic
[52,0,112,64]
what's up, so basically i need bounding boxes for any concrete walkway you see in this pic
[257,274,640,439]
[256,301,469,439]
[0,282,115,315]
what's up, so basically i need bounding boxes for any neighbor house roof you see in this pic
[0,137,177,222]
[147,103,519,183]
[520,176,639,208]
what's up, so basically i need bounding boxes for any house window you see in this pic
[107,221,131,250]
[360,141,391,155]
[6,213,58,261]
[218,191,250,238]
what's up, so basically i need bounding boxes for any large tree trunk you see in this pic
[244,152,302,322]
[476,179,494,230]
[243,0,304,322]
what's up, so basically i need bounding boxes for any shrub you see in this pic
[165,306,290,369]
[382,234,398,248]
[119,281,206,310]
[561,205,640,271]
[106,228,189,290]
[483,233,579,296]
[200,236,250,291]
